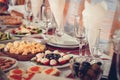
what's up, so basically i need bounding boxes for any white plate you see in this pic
[47,34,79,48]
[40,63,70,69]
[31,57,70,69]
[31,54,76,69]
[47,42,79,48]
[5,28,44,37]
[0,56,18,72]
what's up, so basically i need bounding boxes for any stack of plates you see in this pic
[47,34,79,48]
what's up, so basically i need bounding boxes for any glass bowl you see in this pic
[70,56,103,80]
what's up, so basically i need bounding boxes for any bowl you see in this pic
[70,56,103,80]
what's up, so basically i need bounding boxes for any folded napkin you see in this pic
[82,1,108,52]
[30,0,43,18]
[48,33,78,46]
[8,5,25,14]
[49,0,65,28]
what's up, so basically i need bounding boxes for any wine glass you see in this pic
[24,0,32,25]
[43,6,53,36]
[74,15,86,56]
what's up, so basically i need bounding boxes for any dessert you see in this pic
[27,66,42,73]
[0,57,16,71]
[7,66,60,80]
[4,40,46,61]
[32,50,72,66]
[8,68,35,80]
[42,67,60,76]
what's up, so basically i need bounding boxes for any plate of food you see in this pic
[2,40,46,61]
[0,31,20,43]
[0,15,22,26]
[31,50,74,68]
[5,24,44,37]
[7,65,61,80]
[0,56,18,72]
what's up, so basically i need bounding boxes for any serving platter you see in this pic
[31,51,76,69]
[5,28,44,37]
[31,57,70,69]
[0,56,18,72]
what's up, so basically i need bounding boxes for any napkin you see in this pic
[30,0,43,18]
[48,0,65,28]
[8,5,25,14]
[48,33,78,46]
[82,1,107,52]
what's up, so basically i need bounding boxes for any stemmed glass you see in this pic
[43,6,53,36]
[74,15,86,56]
[24,0,32,25]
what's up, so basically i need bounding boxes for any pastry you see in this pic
[27,66,42,73]
[42,68,60,76]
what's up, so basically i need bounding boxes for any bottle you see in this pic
[40,0,46,20]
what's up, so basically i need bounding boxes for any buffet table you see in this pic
[0,32,112,80]
[0,0,120,80]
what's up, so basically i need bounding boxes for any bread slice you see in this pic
[42,68,60,76]
[27,66,42,73]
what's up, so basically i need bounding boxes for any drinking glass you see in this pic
[24,0,32,24]
[112,30,120,80]
[90,29,102,58]
[74,15,86,56]
[55,19,64,37]
[43,6,53,36]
